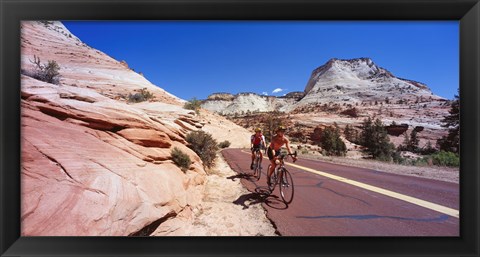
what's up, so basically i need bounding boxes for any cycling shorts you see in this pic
[267,147,281,160]
[252,144,262,152]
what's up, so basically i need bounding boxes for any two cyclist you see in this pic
[250,128,266,170]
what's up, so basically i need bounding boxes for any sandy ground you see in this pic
[184,152,277,236]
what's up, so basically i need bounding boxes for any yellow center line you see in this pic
[240,150,459,218]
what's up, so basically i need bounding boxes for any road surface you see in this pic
[221,148,459,236]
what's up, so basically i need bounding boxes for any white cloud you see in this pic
[272,88,284,94]
[262,92,269,96]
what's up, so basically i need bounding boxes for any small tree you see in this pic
[407,129,420,153]
[186,130,218,168]
[320,124,346,156]
[128,88,155,103]
[184,97,202,115]
[344,124,359,144]
[360,117,394,161]
[344,124,353,142]
[359,117,374,148]
[29,55,61,84]
[262,111,285,141]
[437,90,459,154]
[398,131,410,151]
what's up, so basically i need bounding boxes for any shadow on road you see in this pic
[233,187,289,210]
[255,187,289,210]
[226,173,253,182]
[233,191,267,210]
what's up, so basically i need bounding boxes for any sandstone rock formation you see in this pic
[298,57,443,107]
[20,21,251,236]
[201,92,299,115]
[201,57,451,148]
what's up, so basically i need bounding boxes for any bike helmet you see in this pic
[277,125,286,132]
[255,128,262,132]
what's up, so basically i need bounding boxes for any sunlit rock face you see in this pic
[20,21,251,236]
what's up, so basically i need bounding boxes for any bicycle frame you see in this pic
[253,148,263,180]
[268,151,296,204]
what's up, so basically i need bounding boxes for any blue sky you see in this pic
[62,21,458,100]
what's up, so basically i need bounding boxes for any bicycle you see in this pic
[267,151,297,204]
[252,147,263,180]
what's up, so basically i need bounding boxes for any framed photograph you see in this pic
[1,0,479,256]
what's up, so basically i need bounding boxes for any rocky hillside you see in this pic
[20,21,251,236]
[296,57,442,108]
[202,58,451,148]
[201,92,302,115]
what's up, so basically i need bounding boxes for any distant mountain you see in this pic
[201,57,445,115]
[294,57,443,110]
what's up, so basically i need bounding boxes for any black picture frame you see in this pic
[1,0,478,256]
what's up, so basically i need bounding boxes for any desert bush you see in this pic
[411,158,429,167]
[186,130,218,168]
[319,124,346,156]
[399,130,421,153]
[360,117,395,161]
[28,55,61,84]
[429,151,460,167]
[392,151,407,165]
[171,147,191,172]
[128,88,155,103]
[218,140,231,149]
[344,124,360,144]
[184,98,202,114]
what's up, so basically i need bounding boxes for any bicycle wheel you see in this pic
[279,168,294,204]
[267,165,278,193]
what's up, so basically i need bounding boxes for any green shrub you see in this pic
[184,98,202,114]
[128,88,155,103]
[430,151,460,167]
[186,130,218,168]
[218,140,231,149]
[171,147,191,172]
[412,157,429,167]
[392,151,406,164]
[360,118,395,161]
[319,125,346,156]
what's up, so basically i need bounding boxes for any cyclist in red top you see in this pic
[250,128,266,170]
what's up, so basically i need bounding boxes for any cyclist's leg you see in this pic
[250,147,255,169]
[267,147,276,183]
[268,160,276,176]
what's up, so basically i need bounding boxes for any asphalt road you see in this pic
[222,148,459,236]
